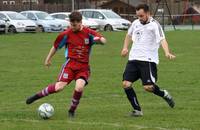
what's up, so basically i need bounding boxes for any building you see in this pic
[0,0,44,11]
[0,0,200,17]
[99,0,146,21]
[0,0,93,12]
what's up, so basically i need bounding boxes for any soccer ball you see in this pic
[38,103,54,119]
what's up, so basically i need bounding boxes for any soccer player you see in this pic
[121,4,175,117]
[26,11,106,118]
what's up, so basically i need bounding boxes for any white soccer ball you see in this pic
[38,103,54,119]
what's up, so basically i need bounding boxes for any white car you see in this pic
[20,11,70,32]
[79,9,131,31]
[50,12,99,30]
[0,11,37,33]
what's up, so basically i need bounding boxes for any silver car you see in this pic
[50,12,99,30]
[79,9,131,31]
[0,11,37,33]
[20,11,69,32]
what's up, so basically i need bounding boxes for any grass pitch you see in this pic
[0,31,200,130]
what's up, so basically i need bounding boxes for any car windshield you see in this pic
[64,13,86,20]
[35,12,54,20]
[7,13,28,20]
[102,10,121,19]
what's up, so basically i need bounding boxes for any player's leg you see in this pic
[122,81,143,116]
[140,61,175,108]
[68,66,90,118]
[68,78,86,118]
[26,81,68,104]
[143,84,175,108]
[26,60,74,104]
[122,61,143,116]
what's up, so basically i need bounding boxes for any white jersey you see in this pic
[128,17,165,64]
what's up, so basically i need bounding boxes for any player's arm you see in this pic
[89,29,106,45]
[121,22,134,57]
[45,31,67,67]
[44,46,57,67]
[161,39,176,60]
[121,33,132,57]
[99,37,106,45]
[154,21,175,60]
[93,36,106,45]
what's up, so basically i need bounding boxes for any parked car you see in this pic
[0,11,37,33]
[20,11,70,32]
[79,9,131,31]
[50,12,99,30]
[0,20,6,33]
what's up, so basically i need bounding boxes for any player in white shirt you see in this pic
[121,4,176,117]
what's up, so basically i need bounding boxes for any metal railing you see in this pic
[120,13,200,30]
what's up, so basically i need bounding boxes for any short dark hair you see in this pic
[136,4,149,12]
[69,11,82,22]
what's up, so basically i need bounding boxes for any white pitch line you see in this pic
[0,118,191,130]
[0,118,155,129]
[66,121,192,130]
[67,120,149,129]
[155,127,171,130]
[67,120,122,127]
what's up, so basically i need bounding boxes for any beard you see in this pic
[140,19,148,25]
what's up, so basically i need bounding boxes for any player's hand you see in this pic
[121,48,129,57]
[165,52,176,60]
[44,59,51,68]
[93,37,106,45]
[93,37,102,45]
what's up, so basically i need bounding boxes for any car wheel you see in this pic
[0,30,6,34]
[104,24,113,31]
[8,26,16,33]
[37,25,44,32]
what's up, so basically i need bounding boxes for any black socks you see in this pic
[153,84,165,97]
[124,87,141,111]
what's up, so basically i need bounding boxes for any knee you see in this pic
[122,81,132,88]
[75,86,84,92]
[55,82,67,92]
[75,79,86,92]
[143,85,154,92]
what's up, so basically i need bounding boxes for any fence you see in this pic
[121,13,200,31]
[0,3,73,12]
[0,2,92,13]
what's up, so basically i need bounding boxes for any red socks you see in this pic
[69,90,83,112]
[37,84,83,113]
[37,84,56,97]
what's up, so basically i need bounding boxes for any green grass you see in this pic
[0,31,200,130]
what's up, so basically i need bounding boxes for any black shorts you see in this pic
[123,60,157,85]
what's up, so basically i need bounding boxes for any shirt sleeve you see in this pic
[88,28,103,45]
[154,22,165,43]
[127,22,134,36]
[53,31,68,50]
[88,28,102,38]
